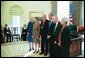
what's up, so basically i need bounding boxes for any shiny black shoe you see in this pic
[44,53,48,56]
[39,52,44,55]
[32,48,34,50]
[33,50,37,53]
[29,49,31,51]
[36,50,39,53]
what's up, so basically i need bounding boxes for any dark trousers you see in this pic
[1,34,4,43]
[54,44,61,57]
[50,37,60,57]
[50,44,60,57]
[21,34,26,41]
[60,46,70,57]
[6,35,11,42]
[41,35,48,54]
[48,39,50,53]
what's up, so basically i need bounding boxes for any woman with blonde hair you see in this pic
[58,17,72,57]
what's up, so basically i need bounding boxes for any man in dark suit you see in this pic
[48,16,62,57]
[47,13,54,53]
[39,14,49,56]
[4,24,11,42]
[48,13,53,27]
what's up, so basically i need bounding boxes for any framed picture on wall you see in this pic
[29,11,43,21]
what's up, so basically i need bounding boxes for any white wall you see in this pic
[1,1,51,27]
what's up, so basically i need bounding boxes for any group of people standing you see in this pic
[1,12,72,57]
[26,13,72,57]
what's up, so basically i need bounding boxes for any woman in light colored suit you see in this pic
[33,17,40,53]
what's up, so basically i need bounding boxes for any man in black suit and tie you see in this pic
[48,16,62,57]
[47,13,54,53]
[48,13,53,28]
[39,14,49,56]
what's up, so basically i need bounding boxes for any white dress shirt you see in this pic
[54,21,59,32]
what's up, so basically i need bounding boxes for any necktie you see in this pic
[49,21,51,28]
[54,23,57,33]
[53,23,56,35]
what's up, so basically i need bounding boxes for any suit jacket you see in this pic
[33,21,40,37]
[40,19,49,36]
[54,22,62,42]
[4,27,11,36]
[48,22,55,37]
[48,20,52,35]
[27,22,33,35]
[4,27,7,35]
[49,21,62,42]
[61,26,72,47]
[21,28,27,35]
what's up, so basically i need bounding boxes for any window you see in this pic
[13,16,20,34]
[57,1,69,25]
[29,11,43,21]
[9,5,23,35]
